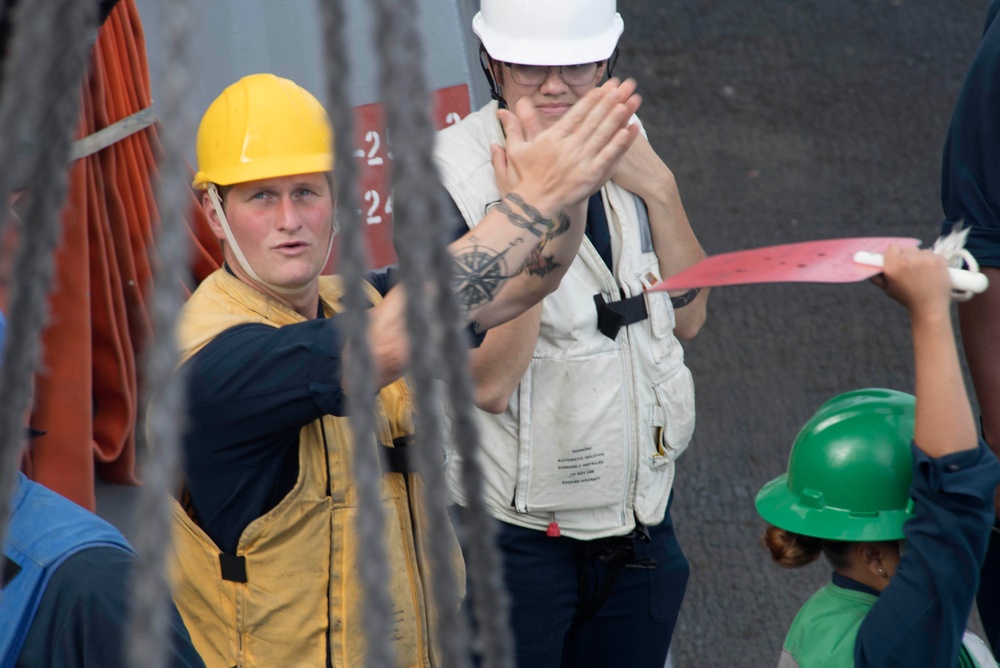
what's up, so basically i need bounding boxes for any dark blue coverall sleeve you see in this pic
[854,441,1000,667]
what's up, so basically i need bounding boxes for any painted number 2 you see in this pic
[364,189,392,225]
[364,130,384,166]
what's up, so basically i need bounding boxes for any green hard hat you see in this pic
[755,388,915,542]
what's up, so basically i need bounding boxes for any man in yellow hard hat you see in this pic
[166,72,640,668]
[434,1,708,666]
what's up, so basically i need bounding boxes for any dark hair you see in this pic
[762,525,853,570]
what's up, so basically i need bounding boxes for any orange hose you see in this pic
[24,0,222,509]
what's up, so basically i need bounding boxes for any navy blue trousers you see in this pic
[457,501,689,668]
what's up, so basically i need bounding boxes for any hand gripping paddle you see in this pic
[648,237,989,296]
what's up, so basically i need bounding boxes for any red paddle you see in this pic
[648,237,958,292]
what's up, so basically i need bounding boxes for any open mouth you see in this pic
[275,241,310,254]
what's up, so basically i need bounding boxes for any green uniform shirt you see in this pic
[779,581,980,667]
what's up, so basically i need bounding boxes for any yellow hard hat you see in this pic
[192,73,333,190]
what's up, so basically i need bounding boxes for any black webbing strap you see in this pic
[380,434,416,475]
[568,526,659,634]
[594,293,648,340]
[1,555,21,588]
[219,553,248,583]
[569,536,633,633]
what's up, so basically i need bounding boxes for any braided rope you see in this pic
[317,2,398,665]
[0,3,513,666]
[0,0,96,571]
[369,0,499,665]
[432,237,514,668]
[124,0,196,665]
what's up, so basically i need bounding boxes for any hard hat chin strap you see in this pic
[207,183,336,297]
[479,46,505,105]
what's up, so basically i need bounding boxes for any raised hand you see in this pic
[493,77,641,217]
[610,132,670,200]
[876,245,978,459]
[877,246,953,321]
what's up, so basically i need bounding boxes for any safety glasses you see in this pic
[505,62,602,87]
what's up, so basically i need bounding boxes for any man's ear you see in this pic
[202,190,226,242]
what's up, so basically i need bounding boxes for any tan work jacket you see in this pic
[168,269,460,667]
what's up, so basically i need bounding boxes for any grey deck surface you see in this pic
[618,1,990,665]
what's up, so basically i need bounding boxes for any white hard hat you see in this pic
[473,0,624,66]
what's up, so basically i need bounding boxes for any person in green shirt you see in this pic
[756,246,999,667]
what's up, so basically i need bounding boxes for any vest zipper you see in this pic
[320,418,332,498]
[601,187,639,529]
[320,422,334,667]
[400,471,435,665]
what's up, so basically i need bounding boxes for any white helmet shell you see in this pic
[473,0,624,66]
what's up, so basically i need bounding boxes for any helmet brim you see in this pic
[192,155,333,190]
[755,474,912,542]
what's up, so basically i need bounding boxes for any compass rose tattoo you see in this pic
[451,192,572,331]
[451,239,514,313]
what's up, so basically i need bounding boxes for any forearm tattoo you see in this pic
[522,247,561,277]
[498,193,571,278]
[450,237,512,312]
[497,193,569,238]
[451,195,573,314]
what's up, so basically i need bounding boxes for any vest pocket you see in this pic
[513,352,628,513]
[643,289,679,365]
[633,366,696,525]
